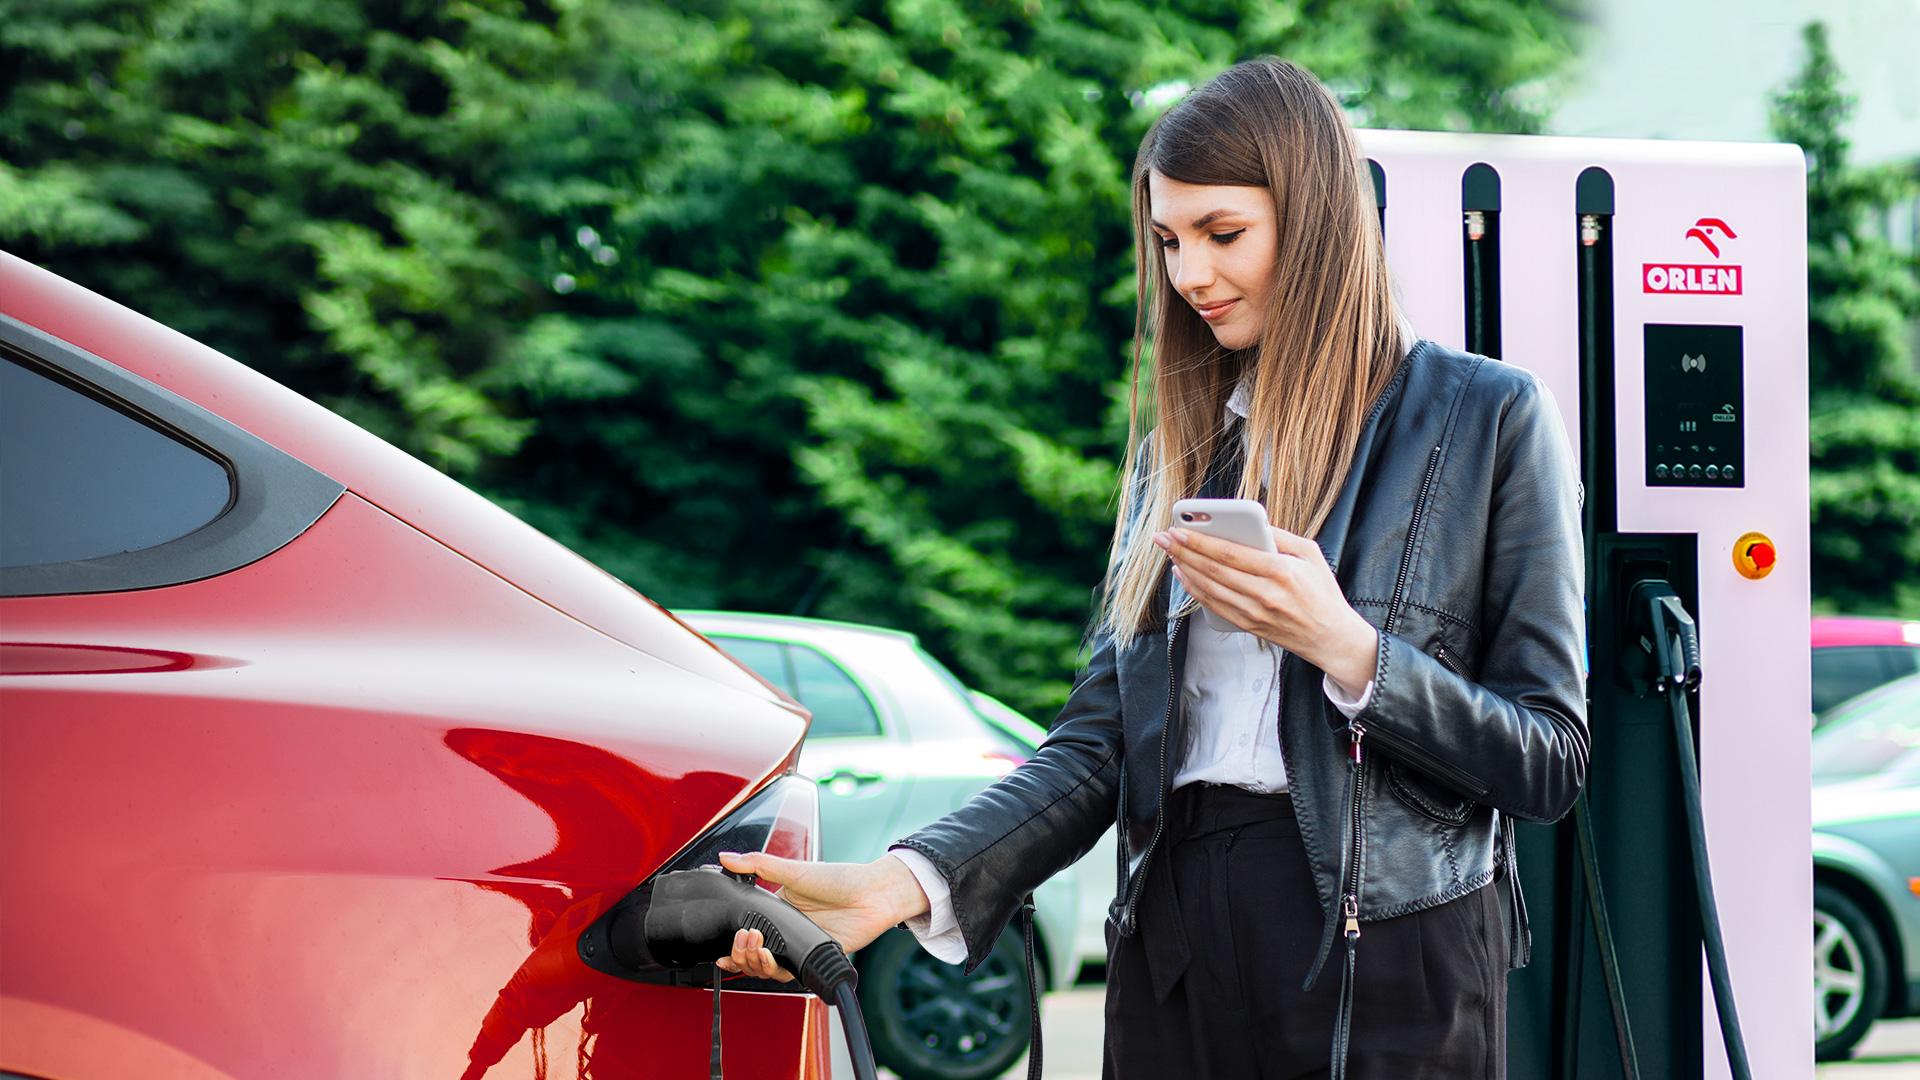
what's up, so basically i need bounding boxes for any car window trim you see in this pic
[0,314,344,597]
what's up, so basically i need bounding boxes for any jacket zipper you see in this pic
[1342,720,1366,931]
[1123,611,1184,933]
[1333,444,1436,985]
[1385,444,1443,635]
[1433,641,1464,676]
[1330,717,1368,1079]
[1360,714,1492,799]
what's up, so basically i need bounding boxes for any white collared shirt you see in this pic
[1168,373,1373,792]
[892,372,1377,962]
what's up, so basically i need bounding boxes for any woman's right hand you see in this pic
[713,850,931,982]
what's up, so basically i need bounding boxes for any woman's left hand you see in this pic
[1154,525,1380,690]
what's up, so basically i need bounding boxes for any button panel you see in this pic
[1645,323,1745,488]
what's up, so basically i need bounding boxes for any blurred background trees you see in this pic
[1,0,1583,715]
[13,1,1912,716]
[1769,22,1920,616]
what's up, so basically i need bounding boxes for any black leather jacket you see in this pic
[895,339,1588,996]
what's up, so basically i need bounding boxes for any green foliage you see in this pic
[4,0,1580,717]
[1770,23,1920,616]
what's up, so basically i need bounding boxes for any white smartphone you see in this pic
[1170,498,1277,632]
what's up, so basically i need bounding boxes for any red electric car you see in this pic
[0,251,831,1079]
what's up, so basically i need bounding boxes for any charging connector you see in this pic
[626,865,880,1080]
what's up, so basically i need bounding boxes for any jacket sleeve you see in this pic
[890,440,1152,972]
[1351,375,1589,824]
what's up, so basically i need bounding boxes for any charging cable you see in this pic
[1628,580,1753,1080]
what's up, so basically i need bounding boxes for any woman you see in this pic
[716,56,1588,1079]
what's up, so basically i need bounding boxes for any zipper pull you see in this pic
[1343,893,1361,940]
[1348,721,1365,765]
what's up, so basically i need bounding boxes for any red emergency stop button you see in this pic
[1733,531,1777,579]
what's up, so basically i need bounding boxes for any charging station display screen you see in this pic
[1644,323,1745,488]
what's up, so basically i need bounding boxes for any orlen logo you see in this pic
[1643,217,1743,295]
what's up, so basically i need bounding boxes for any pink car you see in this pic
[1812,615,1920,719]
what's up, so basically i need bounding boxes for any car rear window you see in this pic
[716,636,796,696]
[1,356,231,568]
[786,644,883,738]
[709,635,883,739]
[1814,645,1920,715]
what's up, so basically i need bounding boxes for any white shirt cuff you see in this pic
[1323,671,1375,718]
[886,848,968,964]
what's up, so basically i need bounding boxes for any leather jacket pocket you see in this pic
[1432,636,1475,680]
[1383,635,1481,826]
[1385,758,1477,825]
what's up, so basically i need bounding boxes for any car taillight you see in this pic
[982,749,1026,776]
[658,773,820,881]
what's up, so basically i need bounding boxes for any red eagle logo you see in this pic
[1685,217,1738,259]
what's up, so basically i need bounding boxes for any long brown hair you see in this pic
[1102,57,1413,650]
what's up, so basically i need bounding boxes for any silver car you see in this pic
[680,611,1080,1080]
[1811,672,1920,1060]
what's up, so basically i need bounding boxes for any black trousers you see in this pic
[1103,782,1508,1079]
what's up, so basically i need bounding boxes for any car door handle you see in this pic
[818,768,885,789]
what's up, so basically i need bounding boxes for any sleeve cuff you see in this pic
[1323,671,1375,718]
[886,848,967,964]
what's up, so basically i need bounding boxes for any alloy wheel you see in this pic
[1814,907,1866,1040]
[896,945,1024,1062]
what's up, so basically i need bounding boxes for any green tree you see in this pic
[1770,22,1920,615]
[2,0,1584,717]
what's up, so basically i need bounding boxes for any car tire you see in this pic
[859,924,1042,1080]
[1814,881,1888,1062]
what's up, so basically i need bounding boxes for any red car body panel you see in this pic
[0,254,764,694]
[0,253,828,1079]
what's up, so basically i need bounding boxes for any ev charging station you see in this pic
[1355,130,1813,1078]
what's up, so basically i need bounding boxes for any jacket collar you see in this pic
[1312,340,1422,579]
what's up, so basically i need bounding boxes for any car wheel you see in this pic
[1814,882,1888,1061]
[859,924,1041,1080]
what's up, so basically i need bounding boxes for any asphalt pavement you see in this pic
[1819,1019,1920,1077]
[976,987,1920,1080]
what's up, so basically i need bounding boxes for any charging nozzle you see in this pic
[1625,579,1702,695]
[632,865,857,999]
[622,865,879,1080]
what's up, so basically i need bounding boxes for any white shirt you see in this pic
[891,375,1376,962]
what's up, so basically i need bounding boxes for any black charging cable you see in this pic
[1571,788,1642,1079]
[617,865,881,1080]
[1628,580,1753,1080]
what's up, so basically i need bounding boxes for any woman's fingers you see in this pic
[1172,567,1255,634]
[718,850,792,885]
[1268,525,1327,563]
[1173,557,1264,627]
[716,926,796,982]
[704,856,904,978]
[719,850,854,908]
[1171,526,1274,573]
[1177,545,1285,607]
